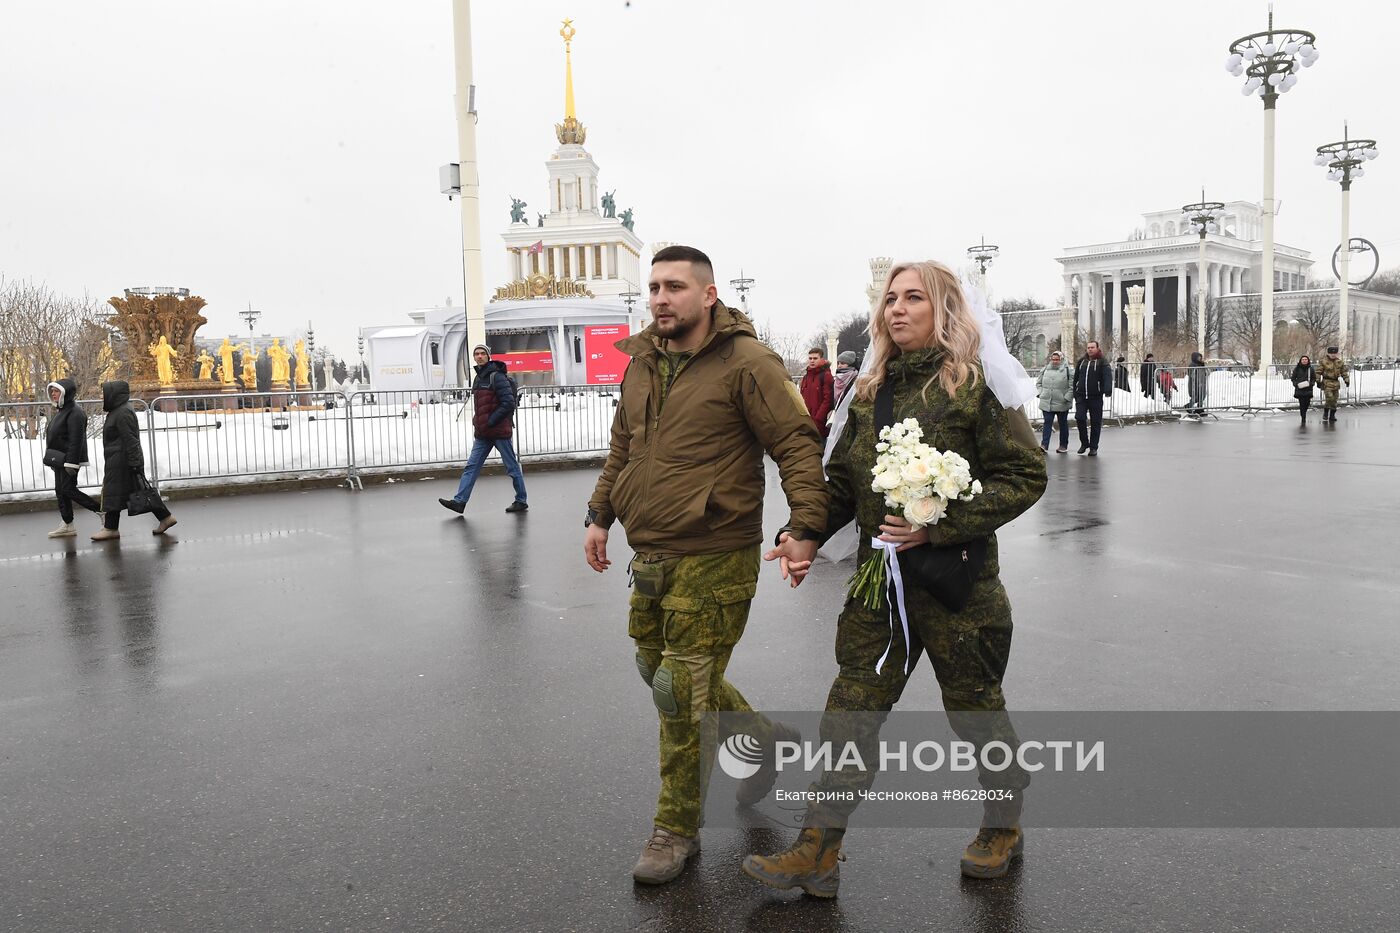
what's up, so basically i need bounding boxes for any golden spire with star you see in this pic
[555,18,586,145]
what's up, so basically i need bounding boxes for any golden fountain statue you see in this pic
[266,337,292,389]
[293,339,311,390]
[107,287,208,398]
[149,335,180,389]
[196,349,216,381]
[240,346,260,390]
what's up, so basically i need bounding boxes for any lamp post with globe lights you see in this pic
[1181,192,1226,355]
[729,270,755,315]
[1225,9,1317,370]
[966,237,1000,290]
[1315,126,1378,351]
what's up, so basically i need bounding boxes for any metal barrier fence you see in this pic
[2,371,1394,501]
[1,397,148,499]
[342,385,618,484]
[1022,362,1400,425]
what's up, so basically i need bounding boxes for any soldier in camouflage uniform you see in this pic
[744,260,1046,897]
[1317,346,1350,423]
[584,246,828,885]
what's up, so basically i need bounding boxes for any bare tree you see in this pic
[1221,295,1263,365]
[1292,292,1339,354]
[994,296,1045,362]
[1364,266,1400,296]
[754,319,806,378]
[0,279,120,403]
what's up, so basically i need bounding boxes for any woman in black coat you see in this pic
[44,378,101,537]
[1186,351,1210,417]
[1292,355,1317,425]
[92,380,176,541]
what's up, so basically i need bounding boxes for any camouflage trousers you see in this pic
[628,544,773,837]
[1321,382,1344,408]
[806,575,1030,829]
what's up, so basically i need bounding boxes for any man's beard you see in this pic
[654,314,699,341]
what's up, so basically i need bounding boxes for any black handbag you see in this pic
[874,380,988,613]
[42,448,67,468]
[127,472,165,516]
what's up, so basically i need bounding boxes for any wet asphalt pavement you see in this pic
[1,407,1398,932]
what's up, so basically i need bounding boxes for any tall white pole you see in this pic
[1197,235,1208,355]
[1338,183,1351,350]
[1260,103,1277,372]
[452,0,487,353]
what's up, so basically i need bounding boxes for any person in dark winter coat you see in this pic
[1073,340,1114,455]
[1292,355,1317,425]
[439,345,528,514]
[799,348,835,437]
[44,378,101,537]
[1185,351,1210,417]
[1113,356,1129,392]
[1139,353,1158,398]
[92,380,176,541]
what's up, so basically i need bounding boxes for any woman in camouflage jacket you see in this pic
[744,261,1047,896]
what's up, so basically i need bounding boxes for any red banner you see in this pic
[495,351,554,373]
[584,325,630,385]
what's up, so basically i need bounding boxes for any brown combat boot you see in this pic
[736,721,801,806]
[631,826,700,885]
[959,826,1024,879]
[741,827,846,898]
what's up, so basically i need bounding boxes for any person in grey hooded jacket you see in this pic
[44,378,101,537]
[1035,351,1073,452]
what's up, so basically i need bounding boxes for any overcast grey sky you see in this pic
[2,0,1396,357]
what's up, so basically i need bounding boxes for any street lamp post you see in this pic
[1315,125,1379,351]
[1181,192,1226,355]
[307,325,317,390]
[239,303,261,342]
[620,286,642,335]
[357,332,366,383]
[966,237,1000,291]
[729,270,755,315]
[1227,9,1318,371]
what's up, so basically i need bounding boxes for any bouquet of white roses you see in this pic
[848,417,982,610]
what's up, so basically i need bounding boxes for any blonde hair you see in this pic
[855,260,981,402]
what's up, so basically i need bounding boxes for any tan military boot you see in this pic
[959,826,1024,879]
[632,826,700,885]
[741,827,845,898]
[736,721,801,806]
[48,522,76,538]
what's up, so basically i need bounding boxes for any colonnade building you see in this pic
[1057,201,1313,348]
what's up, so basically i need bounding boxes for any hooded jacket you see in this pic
[1187,352,1210,402]
[588,299,827,555]
[471,359,516,440]
[100,380,145,511]
[44,378,89,468]
[1035,361,1073,413]
[799,359,835,434]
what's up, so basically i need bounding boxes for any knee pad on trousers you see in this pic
[635,651,658,688]
[651,666,679,716]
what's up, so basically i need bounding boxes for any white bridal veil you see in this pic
[816,275,1035,563]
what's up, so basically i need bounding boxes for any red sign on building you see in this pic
[584,325,630,385]
[495,351,554,373]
